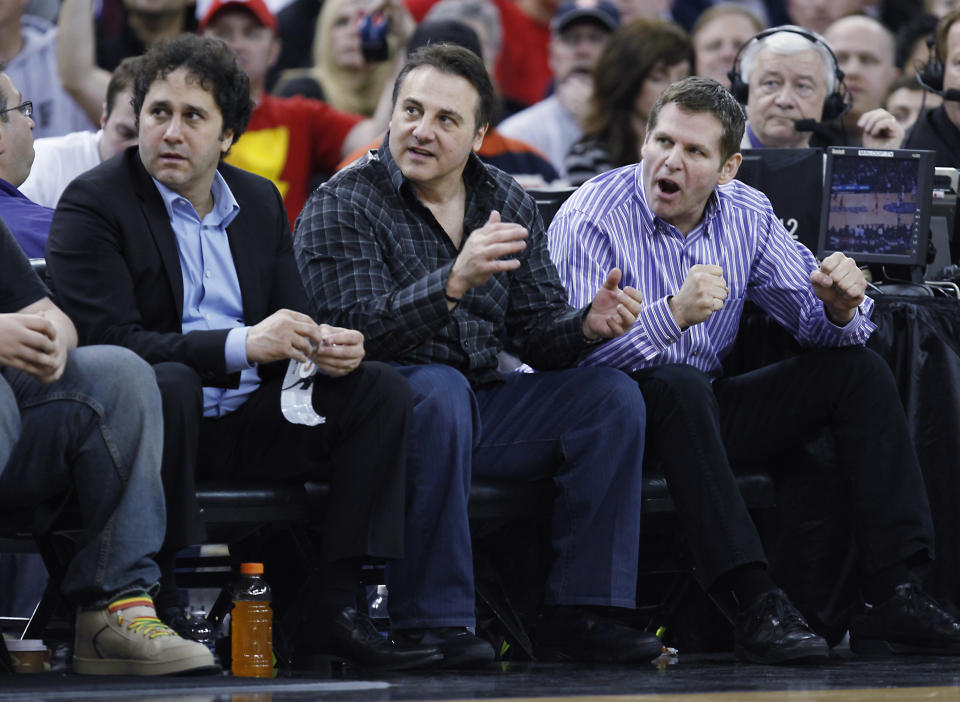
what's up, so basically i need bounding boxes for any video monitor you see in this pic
[736,148,824,254]
[817,147,935,268]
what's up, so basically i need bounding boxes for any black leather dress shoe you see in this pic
[298,607,442,671]
[850,583,960,655]
[534,606,662,663]
[734,589,831,664]
[391,627,496,668]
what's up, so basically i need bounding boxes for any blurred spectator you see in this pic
[498,0,619,178]
[566,18,692,185]
[927,0,960,16]
[824,15,901,142]
[200,0,390,227]
[692,3,764,88]
[0,0,93,138]
[673,0,787,30]
[275,0,413,116]
[884,73,940,128]
[423,0,502,73]
[20,56,139,208]
[614,0,673,22]
[786,0,861,35]
[96,0,195,71]
[895,13,939,73]
[903,7,960,166]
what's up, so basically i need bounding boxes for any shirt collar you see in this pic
[152,169,240,229]
[378,132,496,202]
[637,160,722,238]
[0,178,26,199]
[746,124,767,149]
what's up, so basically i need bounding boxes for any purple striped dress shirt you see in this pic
[547,162,876,379]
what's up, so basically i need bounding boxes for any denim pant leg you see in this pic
[0,374,20,470]
[386,364,478,629]
[474,367,646,609]
[0,346,165,607]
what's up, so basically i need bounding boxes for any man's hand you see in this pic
[309,325,365,377]
[583,269,644,339]
[809,252,866,325]
[0,313,68,382]
[246,309,327,365]
[859,108,905,149]
[446,210,527,299]
[668,264,728,330]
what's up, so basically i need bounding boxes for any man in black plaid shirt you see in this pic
[294,44,653,666]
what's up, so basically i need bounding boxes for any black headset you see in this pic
[727,26,852,123]
[917,34,944,94]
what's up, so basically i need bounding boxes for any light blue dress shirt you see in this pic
[153,172,260,417]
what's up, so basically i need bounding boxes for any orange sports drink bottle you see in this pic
[231,562,274,677]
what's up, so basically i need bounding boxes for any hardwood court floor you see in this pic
[2,650,960,701]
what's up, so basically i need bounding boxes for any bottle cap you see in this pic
[240,562,264,575]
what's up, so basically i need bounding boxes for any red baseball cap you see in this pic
[199,0,277,33]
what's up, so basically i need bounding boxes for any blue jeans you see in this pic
[0,346,165,607]
[386,365,646,629]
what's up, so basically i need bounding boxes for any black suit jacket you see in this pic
[46,146,309,386]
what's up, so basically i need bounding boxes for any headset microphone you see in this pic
[793,118,820,131]
[915,34,960,101]
[916,71,960,101]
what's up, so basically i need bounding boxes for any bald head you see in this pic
[825,15,899,121]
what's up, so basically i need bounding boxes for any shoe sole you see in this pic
[850,638,960,656]
[734,642,832,665]
[73,655,220,676]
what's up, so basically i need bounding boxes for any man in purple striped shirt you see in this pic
[549,76,960,663]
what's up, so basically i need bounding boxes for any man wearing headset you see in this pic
[732,25,904,149]
[903,8,960,166]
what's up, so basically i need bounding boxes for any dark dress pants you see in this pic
[386,364,647,629]
[155,360,411,564]
[631,346,934,589]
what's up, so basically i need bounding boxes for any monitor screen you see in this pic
[736,148,823,253]
[817,147,935,267]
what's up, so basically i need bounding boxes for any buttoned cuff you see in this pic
[225,326,254,372]
[639,297,683,352]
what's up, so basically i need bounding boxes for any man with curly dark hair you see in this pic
[46,33,440,671]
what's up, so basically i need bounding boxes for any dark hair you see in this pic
[133,34,252,145]
[391,44,494,129]
[895,13,938,72]
[936,7,960,63]
[646,76,745,162]
[106,55,143,118]
[582,18,694,169]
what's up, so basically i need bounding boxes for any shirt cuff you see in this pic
[225,326,254,372]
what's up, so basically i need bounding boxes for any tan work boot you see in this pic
[74,594,218,675]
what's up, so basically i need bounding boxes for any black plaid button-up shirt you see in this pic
[293,139,594,387]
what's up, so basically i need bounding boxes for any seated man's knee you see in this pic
[572,366,646,423]
[0,377,19,468]
[643,363,714,401]
[153,362,203,415]
[400,365,474,413]
[358,361,414,413]
[71,346,161,413]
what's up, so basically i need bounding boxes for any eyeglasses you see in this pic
[0,101,32,119]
